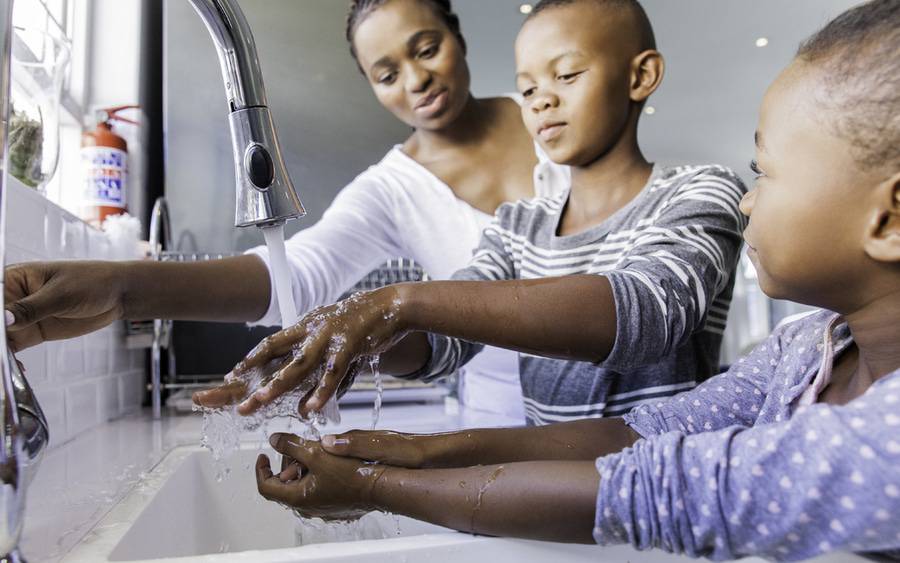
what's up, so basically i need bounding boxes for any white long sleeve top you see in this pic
[247,143,570,420]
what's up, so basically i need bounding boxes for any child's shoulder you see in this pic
[769,308,839,353]
[494,191,568,223]
[655,163,747,194]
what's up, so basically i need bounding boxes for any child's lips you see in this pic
[538,122,566,142]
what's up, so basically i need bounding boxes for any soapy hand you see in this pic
[4,261,125,352]
[196,287,406,417]
[257,433,385,520]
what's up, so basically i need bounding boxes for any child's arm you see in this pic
[259,434,601,543]
[320,416,641,468]
[220,168,746,414]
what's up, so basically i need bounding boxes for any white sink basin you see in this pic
[59,444,867,563]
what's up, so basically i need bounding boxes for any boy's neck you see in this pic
[563,130,653,233]
[842,291,900,383]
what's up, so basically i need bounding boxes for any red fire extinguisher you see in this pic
[81,105,139,227]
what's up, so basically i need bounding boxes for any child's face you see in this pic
[740,62,884,308]
[514,4,637,167]
[352,0,470,132]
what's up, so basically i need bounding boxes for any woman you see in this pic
[4,0,568,420]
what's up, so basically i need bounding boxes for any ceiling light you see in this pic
[645,106,656,115]
[520,4,533,15]
[755,37,769,48]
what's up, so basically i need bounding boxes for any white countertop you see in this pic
[23,401,521,563]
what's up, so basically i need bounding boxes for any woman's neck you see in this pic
[407,95,501,157]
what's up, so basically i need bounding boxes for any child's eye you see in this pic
[749,159,766,179]
[417,45,438,59]
[521,87,536,98]
[558,71,584,83]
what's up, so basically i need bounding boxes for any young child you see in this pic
[255,0,900,560]
[197,0,747,426]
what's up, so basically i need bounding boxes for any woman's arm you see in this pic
[5,255,271,351]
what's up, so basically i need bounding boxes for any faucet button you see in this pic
[246,144,275,189]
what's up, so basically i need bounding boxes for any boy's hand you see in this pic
[4,261,126,352]
[197,287,407,417]
[256,433,385,520]
[321,430,438,468]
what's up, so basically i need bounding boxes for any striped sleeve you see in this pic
[396,211,515,381]
[601,167,747,372]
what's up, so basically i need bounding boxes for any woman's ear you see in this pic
[864,171,900,263]
[630,50,664,103]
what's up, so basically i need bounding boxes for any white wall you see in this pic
[7,178,145,447]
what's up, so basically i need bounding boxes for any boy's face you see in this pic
[740,62,881,308]
[514,4,636,167]
[353,0,470,132]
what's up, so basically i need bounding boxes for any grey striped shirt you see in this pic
[405,164,747,425]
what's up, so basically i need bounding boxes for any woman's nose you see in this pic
[405,63,431,93]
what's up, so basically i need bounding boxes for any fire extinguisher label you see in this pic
[82,147,127,208]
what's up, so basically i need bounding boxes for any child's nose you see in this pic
[739,189,757,217]
[530,91,559,113]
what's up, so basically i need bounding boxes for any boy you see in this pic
[199,0,747,426]
[257,0,900,560]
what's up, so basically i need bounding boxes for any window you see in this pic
[12,0,88,211]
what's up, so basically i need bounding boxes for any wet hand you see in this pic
[4,261,125,352]
[322,430,435,468]
[256,433,386,521]
[226,287,407,417]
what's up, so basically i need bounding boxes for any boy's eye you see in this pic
[558,71,584,83]
[521,87,536,98]
[749,159,766,180]
[417,44,438,59]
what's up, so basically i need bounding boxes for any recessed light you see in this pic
[755,37,769,48]
[645,106,656,115]
[519,4,533,15]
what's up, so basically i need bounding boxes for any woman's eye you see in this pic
[377,72,397,85]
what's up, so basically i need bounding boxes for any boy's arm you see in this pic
[321,417,642,468]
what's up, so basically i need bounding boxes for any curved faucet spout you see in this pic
[187,0,305,227]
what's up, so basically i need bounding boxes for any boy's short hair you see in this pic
[527,0,656,51]
[797,0,899,170]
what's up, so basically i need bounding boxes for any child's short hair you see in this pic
[527,0,656,51]
[796,0,899,170]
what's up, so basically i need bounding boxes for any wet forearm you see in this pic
[397,276,617,363]
[423,417,641,467]
[372,461,599,543]
[121,255,271,322]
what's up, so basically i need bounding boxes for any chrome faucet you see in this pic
[188,0,306,228]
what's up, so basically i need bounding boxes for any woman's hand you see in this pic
[256,433,385,521]
[195,286,408,416]
[4,261,126,352]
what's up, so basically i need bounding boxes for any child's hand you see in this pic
[256,433,385,521]
[321,430,435,468]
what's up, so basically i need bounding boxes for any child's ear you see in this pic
[629,50,665,103]
[864,171,900,263]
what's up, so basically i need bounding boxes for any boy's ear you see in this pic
[630,50,665,103]
[864,171,900,263]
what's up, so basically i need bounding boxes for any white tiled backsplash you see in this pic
[6,177,145,448]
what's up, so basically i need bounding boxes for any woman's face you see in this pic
[351,0,471,131]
